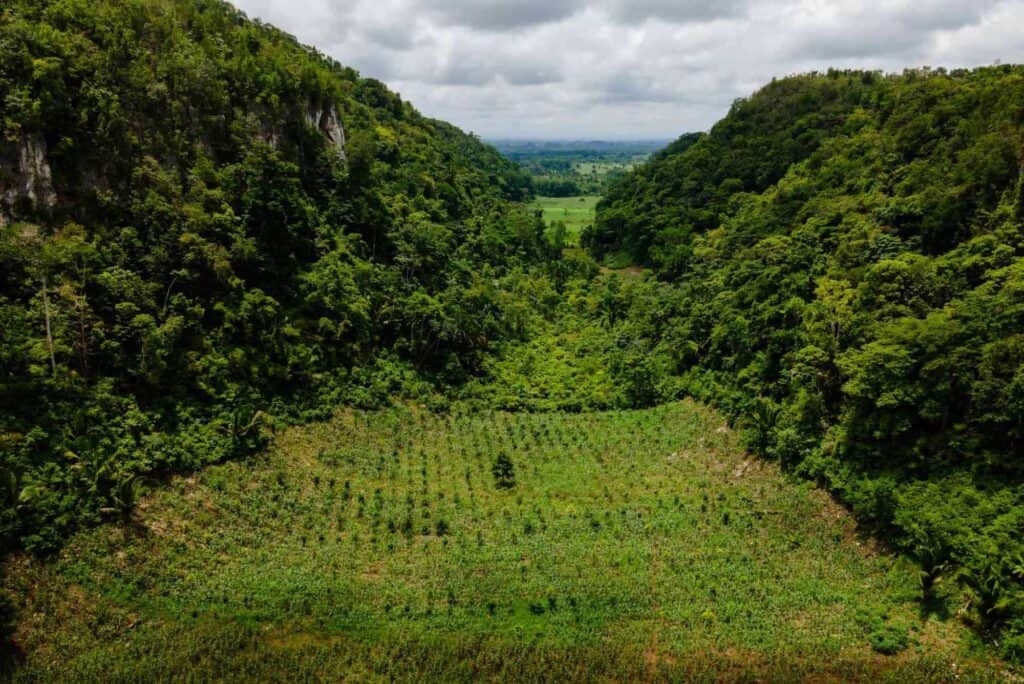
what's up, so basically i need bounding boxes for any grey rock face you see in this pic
[306,103,347,164]
[258,122,280,149]
[1,134,57,224]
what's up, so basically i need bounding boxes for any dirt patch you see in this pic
[809,487,888,556]
[731,459,755,479]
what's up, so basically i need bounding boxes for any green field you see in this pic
[573,158,646,176]
[492,140,663,194]
[534,195,600,246]
[4,402,1004,681]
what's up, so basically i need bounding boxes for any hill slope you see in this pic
[590,67,1024,659]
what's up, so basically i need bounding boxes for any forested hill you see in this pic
[0,0,543,552]
[588,67,1024,659]
[4,0,1024,668]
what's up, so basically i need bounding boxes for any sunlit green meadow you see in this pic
[534,195,600,246]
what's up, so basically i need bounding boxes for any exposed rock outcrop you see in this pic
[306,103,347,164]
[257,121,280,150]
[251,103,347,165]
[1,134,57,226]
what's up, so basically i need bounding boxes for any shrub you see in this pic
[868,621,910,655]
[492,453,516,490]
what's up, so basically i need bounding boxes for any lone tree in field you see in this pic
[492,452,516,490]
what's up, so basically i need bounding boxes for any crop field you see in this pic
[534,195,600,246]
[573,159,646,176]
[4,402,1005,681]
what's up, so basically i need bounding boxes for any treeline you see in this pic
[493,140,663,196]
[0,0,555,552]
[534,178,584,198]
[589,67,1024,659]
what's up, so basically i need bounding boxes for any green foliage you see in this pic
[592,65,1024,656]
[493,140,662,196]
[588,71,889,271]
[492,452,516,490]
[868,620,911,656]
[2,2,1023,672]
[107,476,149,526]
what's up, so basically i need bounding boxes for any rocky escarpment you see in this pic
[255,101,347,165]
[0,135,57,226]
[1,101,347,229]
[306,102,347,164]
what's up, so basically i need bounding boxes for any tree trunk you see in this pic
[41,274,56,375]
[77,293,89,376]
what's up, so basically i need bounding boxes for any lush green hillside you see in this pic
[585,71,883,275]
[4,402,1007,681]
[0,0,547,554]
[590,67,1024,659]
[2,1,1023,676]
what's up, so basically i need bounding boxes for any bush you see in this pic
[492,453,516,490]
[868,622,910,655]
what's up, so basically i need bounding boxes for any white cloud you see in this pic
[228,0,1024,139]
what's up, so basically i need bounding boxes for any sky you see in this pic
[229,0,1024,140]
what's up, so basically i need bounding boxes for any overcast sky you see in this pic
[229,0,1024,140]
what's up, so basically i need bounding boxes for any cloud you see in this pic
[601,0,749,24]
[785,0,1004,60]
[428,54,562,87]
[228,0,1024,139]
[419,0,585,31]
[595,72,681,104]
[364,25,417,51]
[928,1,1024,64]
[236,0,356,43]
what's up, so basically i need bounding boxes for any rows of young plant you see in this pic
[6,402,1001,680]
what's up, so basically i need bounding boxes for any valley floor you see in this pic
[4,402,1012,681]
[533,195,601,246]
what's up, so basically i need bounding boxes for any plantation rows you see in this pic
[28,401,958,668]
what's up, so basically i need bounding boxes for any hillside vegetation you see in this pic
[4,402,1007,681]
[0,0,545,554]
[589,67,1024,659]
[1,0,1023,677]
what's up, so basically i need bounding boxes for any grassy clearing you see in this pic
[533,195,600,246]
[4,401,1008,681]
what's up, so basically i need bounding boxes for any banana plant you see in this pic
[100,475,150,526]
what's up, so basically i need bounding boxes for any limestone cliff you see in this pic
[0,135,57,226]
[306,103,347,164]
